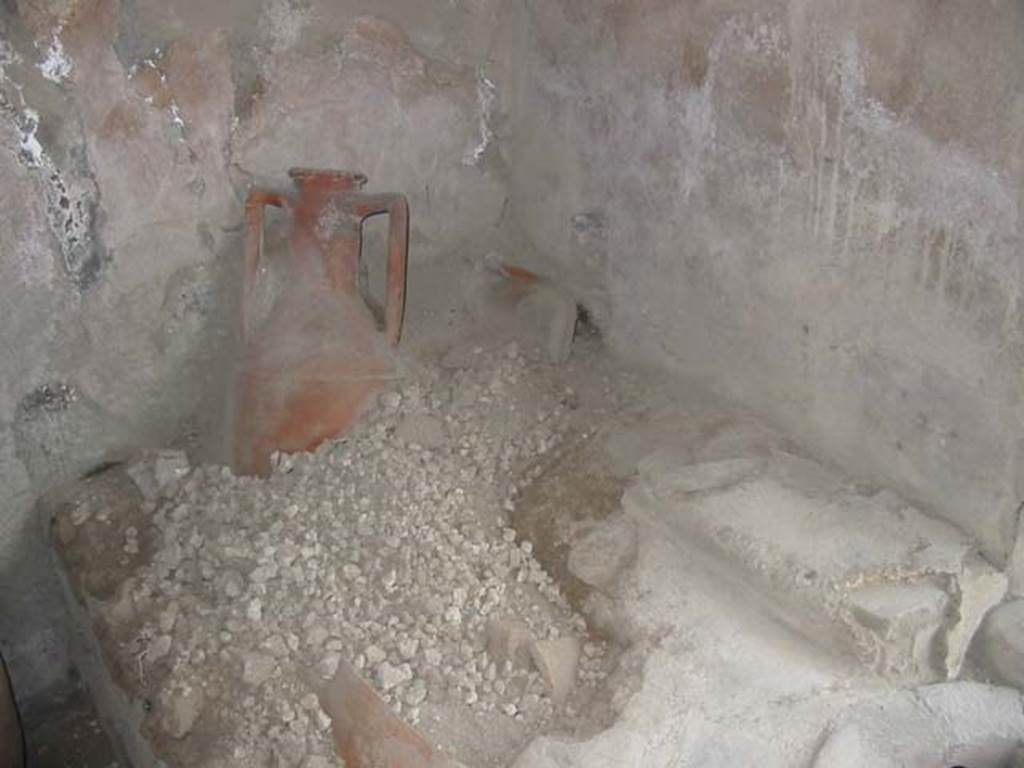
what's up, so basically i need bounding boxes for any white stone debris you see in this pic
[38,32,72,83]
[159,684,204,740]
[567,516,637,590]
[464,69,497,166]
[127,345,613,764]
[18,108,44,167]
[486,618,533,671]
[242,653,277,687]
[127,449,191,501]
[528,638,580,705]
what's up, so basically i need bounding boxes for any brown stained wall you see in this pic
[500,0,1024,570]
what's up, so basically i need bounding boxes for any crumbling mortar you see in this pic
[17,381,77,417]
[130,53,192,148]
[0,37,107,290]
[464,66,498,167]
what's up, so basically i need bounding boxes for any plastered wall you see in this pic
[499,0,1024,575]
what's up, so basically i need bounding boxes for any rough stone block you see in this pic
[848,583,948,679]
[376,661,413,692]
[567,516,637,590]
[486,619,533,670]
[639,453,764,496]
[242,653,277,687]
[159,684,204,740]
[627,450,1003,681]
[978,599,1024,690]
[513,281,577,364]
[811,683,1024,768]
[946,557,1008,678]
[125,449,190,501]
[528,638,579,705]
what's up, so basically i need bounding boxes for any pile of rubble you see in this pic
[121,345,615,766]
[53,333,1024,768]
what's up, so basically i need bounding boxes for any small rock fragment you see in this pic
[319,653,341,680]
[486,619,533,670]
[512,280,577,364]
[149,634,173,661]
[444,606,463,625]
[263,634,290,658]
[377,661,413,691]
[567,515,637,590]
[246,598,263,623]
[242,653,277,687]
[379,391,402,411]
[126,450,190,500]
[158,603,178,633]
[222,570,244,599]
[398,637,419,660]
[847,583,948,679]
[404,679,428,706]
[153,450,190,491]
[365,645,386,665]
[945,556,1007,677]
[978,599,1024,689]
[306,625,329,648]
[396,414,446,448]
[160,684,204,739]
[529,637,579,705]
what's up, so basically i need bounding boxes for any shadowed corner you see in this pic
[0,650,24,768]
